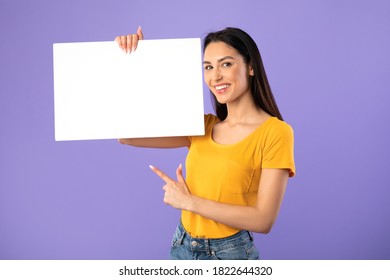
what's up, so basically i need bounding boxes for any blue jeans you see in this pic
[170,223,260,260]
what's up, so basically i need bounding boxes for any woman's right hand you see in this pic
[114,26,144,54]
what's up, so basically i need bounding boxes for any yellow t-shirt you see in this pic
[182,114,295,238]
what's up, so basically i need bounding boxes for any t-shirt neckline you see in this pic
[209,116,276,147]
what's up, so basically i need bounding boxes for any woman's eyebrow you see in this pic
[203,56,235,64]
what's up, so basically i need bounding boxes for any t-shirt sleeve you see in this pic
[262,121,296,177]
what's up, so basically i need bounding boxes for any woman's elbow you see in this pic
[253,219,275,234]
[259,226,272,234]
[118,138,132,145]
[254,226,272,234]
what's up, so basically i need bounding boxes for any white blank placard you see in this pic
[53,38,204,141]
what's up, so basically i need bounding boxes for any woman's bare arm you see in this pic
[119,136,190,148]
[186,168,289,233]
[150,165,289,233]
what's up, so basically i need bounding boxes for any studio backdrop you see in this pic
[0,0,389,259]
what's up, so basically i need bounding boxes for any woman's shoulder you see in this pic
[261,117,294,139]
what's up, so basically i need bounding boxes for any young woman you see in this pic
[115,27,295,260]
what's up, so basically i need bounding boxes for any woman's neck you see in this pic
[224,94,266,125]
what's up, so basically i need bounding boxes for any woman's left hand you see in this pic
[149,164,192,210]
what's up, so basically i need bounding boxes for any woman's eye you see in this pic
[204,65,213,70]
[222,62,232,67]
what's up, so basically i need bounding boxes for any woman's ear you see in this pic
[249,67,255,77]
[249,66,254,76]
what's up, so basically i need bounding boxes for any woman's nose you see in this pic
[212,68,222,81]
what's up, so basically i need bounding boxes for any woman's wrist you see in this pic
[185,194,198,212]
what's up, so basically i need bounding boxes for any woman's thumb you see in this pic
[176,163,185,183]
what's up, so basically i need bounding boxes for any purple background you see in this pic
[1,0,389,260]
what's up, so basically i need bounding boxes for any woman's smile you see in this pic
[214,83,231,94]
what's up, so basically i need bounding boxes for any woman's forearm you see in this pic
[119,136,190,148]
[187,196,275,234]
[150,166,288,234]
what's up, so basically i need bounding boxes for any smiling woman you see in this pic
[203,28,283,122]
[203,46,253,105]
[117,27,295,260]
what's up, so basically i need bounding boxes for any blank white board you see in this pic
[53,38,204,141]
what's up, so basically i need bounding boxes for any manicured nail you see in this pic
[149,165,154,170]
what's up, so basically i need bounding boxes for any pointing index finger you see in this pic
[149,165,174,184]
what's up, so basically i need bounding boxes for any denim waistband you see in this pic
[174,222,254,252]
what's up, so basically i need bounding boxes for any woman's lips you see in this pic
[214,84,230,94]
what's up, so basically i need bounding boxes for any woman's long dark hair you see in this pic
[203,27,283,121]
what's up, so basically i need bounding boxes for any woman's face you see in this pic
[203,41,253,105]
